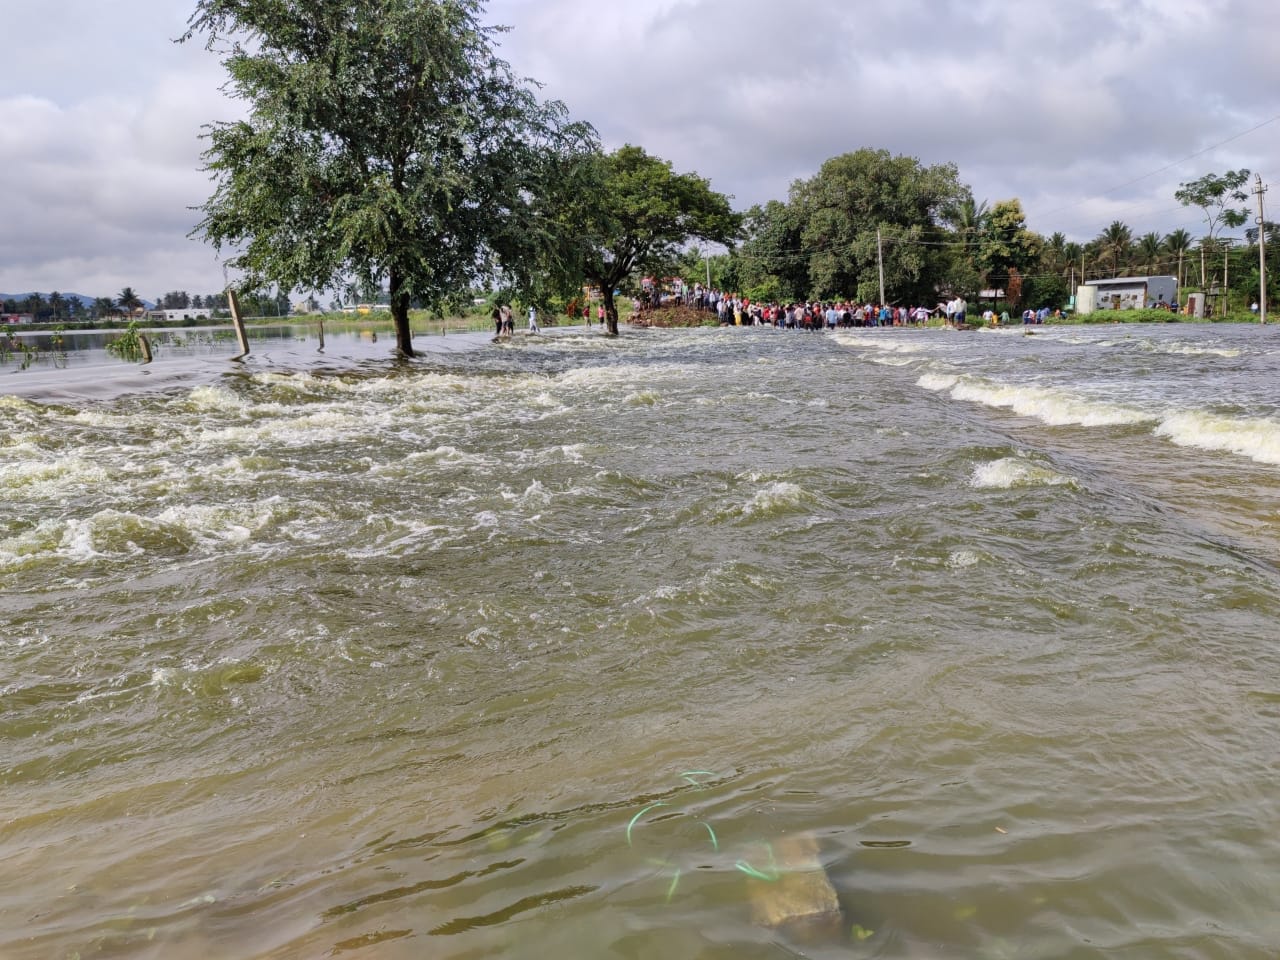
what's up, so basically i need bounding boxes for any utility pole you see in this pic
[877,229,886,305]
[1223,238,1230,317]
[1256,173,1268,325]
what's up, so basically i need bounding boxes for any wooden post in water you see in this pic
[226,288,250,360]
[317,318,325,351]
[139,333,153,364]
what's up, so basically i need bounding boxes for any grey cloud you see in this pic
[6,0,1279,298]
[487,0,1280,242]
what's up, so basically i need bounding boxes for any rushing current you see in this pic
[3,321,1280,959]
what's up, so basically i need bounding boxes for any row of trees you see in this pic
[696,161,1273,314]
[2,289,237,322]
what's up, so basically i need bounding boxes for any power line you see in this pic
[1032,112,1280,221]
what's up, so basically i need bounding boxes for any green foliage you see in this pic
[184,0,596,355]
[565,144,740,330]
[978,199,1042,287]
[1175,169,1251,238]
[106,321,145,361]
[733,149,969,304]
[734,201,808,301]
[796,150,968,302]
[1095,220,1134,277]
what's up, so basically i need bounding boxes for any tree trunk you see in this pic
[602,287,620,337]
[389,268,414,357]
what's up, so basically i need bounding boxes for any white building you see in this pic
[147,308,213,323]
[1076,276,1177,314]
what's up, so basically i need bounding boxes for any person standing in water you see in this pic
[527,305,540,334]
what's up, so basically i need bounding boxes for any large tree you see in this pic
[1175,169,1250,304]
[734,200,809,303]
[184,0,595,356]
[568,144,740,335]
[975,199,1042,292]
[787,149,969,304]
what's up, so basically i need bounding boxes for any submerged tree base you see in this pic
[629,306,716,328]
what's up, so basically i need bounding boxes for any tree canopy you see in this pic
[183,0,596,355]
[736,149,969,305]
[566,144,740,335]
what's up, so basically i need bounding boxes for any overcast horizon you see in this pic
[3,0,1278,301]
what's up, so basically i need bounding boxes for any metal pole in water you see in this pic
[1256,174,1268,326]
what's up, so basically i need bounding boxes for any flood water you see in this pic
[3,322,1280,959]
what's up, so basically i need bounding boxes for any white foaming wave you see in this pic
[971,457,1077,490]
[865,354,920,368]
[152,500,284,544]
[0,519,66,570]
[146,657,268,697]
[1149,342,1241,359]
[193,407,380,449]
[947,549,982,569]
[732,481,814,519]
[1155,411,1280,465]
[554,361,692,392]
[831,333,926,355]
[188,385,250,413]
[625,390,660,406]
[517,443,587,466]
[918,373,959,392]
[471,511,500,530]
[920,373,1154,428]
[0,456,109,495]
[502,480,552,506]
[0,395,39,412]
[69,409,142,429]
[344,517,465,557]
[401,446,493,467]
[24,499,289,565]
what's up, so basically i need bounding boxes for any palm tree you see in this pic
[950,196,990,295]
[1041,232,1068,274]
[1063,241,1083,273]
[117,287,143,318]
[91,297,115,320]
[1163,229,1193,290]
[1097,221,1133,277]
[1136,233,1163,275]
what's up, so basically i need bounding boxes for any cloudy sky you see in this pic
[3,0,1278,301]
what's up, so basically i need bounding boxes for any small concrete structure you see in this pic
[1076,275,1177,314]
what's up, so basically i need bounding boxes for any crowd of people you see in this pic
[680,287,972,329]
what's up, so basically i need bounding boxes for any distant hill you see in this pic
[1,292,155,309]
